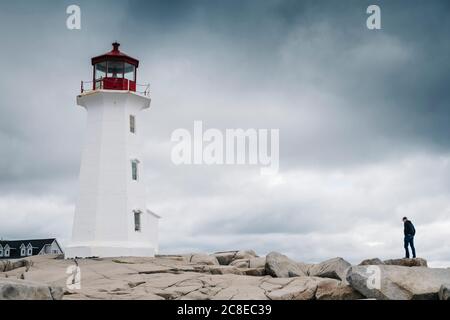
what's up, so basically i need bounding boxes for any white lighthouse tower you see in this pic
[65,43,159,258]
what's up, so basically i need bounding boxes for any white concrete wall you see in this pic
[66,90,159,258]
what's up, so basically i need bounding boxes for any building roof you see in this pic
[91,42,139,67]
[0,238,62,259]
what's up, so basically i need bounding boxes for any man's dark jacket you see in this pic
[404,220,416,236]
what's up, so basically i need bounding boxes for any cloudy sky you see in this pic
[0,0,449,267]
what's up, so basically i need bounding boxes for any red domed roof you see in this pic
[91,42,139,67]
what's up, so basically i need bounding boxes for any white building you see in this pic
[65,43,160,259]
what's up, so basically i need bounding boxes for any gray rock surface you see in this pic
[439,284,450,300]
[383,258,428,267]
[347,265,450,300]
[297,262,313,275]
[234,250,258,260]
[266,277,318,300]
[204,265,244,275]
[308,257,351,281]
[265,252,307,278]
[0,260,32,272]
[230,259,250,268]
[359,258,385,266]
[249,257,266,268]
[212,251,238,265]
[0,278,63,300]
[188,254,220,266]
[266,276,361,300]
[315,278,364,300]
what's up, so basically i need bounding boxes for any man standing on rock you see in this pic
[403,217,416,259]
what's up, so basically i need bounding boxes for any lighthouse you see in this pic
[65,43,160,258]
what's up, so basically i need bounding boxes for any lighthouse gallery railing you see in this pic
[81,78,150,97]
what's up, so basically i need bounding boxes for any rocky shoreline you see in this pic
[0,250,449,300]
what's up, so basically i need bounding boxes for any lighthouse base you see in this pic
[64,241,157,259]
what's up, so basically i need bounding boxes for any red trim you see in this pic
[94,78,136,92]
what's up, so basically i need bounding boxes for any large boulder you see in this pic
[0,278,63,300]
[212,251,238,265]
[230,259,250,268]
[241,268,266,277]
[205,265,244,275]
[249,257,266,268]
[383,258,428,267]
[297,262,313,275]
[230,257,266,269]
[315,278,364,300]
[265,252,307,278]
[211,250,258,266]
[439,284,450,300]
[234,250,258,260]
[359,258,385,266]
[266,276,361,300]
[347,265,450,300]
[308,257,351,281]
[189,254,219,266]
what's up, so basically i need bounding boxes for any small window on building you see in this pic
[134,211,142,232]
[21,247,26,257]
[0,248,3,257]
[131,160,139,181]
[27,247,33,256]
[4,249,9,257]
[130,115,136,134]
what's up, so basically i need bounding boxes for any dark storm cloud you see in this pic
[119,0,450,167]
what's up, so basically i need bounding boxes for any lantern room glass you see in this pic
[107,61,124,78]
[124,63,135,81]
[95,62,107,80]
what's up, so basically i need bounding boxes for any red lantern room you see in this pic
[90,42,139,92]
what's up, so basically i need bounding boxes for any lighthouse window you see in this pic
[134,211,142,232]
[131,160,139,181]
[130,115,136,133]
[124,63,135,81]
[95,62,107,80]
[107,61,124,78]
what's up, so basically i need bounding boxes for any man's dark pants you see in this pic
[404,234,416,258]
